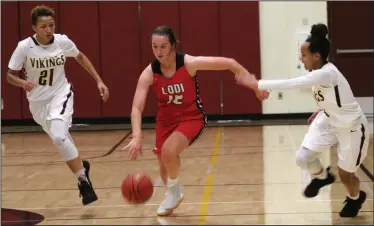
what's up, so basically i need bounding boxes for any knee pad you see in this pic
[50,130,67,147]
[49,119,78,161]
[296,147,309,169]
[295,146,322,173]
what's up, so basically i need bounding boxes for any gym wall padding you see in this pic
[1,2,22,119]
[220,2,262,114]
[59,2,102,118]
[99,2,140,117]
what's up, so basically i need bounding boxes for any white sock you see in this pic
[315,168,327,180]
[167,177,180,187]
[75,168,87,182]
[348,193,360,200]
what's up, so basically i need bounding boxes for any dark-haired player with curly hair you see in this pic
[123,25,268,216]
[236,23,368,218]
[6,5,110,205]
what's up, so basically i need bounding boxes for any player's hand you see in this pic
[97,82,109,102]
[122,136,143,160]
[255,89,270,101]
[22,81,37,92]
[235,71,269,101]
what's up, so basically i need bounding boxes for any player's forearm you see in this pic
[131,107,143,139]
[227,58,247,74]
[75,53,103,83]
[258,78,311,90]
[6,71,26,88]
[258,70,329,90]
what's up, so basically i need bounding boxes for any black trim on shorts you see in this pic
[334,85,342,108]
[190,118,207,145]
[356,123,365,166]
[60,84,73,115]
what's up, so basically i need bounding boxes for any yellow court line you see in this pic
[198,127,222,225]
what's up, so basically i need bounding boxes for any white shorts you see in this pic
[29,84,74,134]
[301,111,369,173]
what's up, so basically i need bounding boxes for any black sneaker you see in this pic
[340,190,367,217]
[78,160,98,205]
[303,166,336,198]
[82,160,93,186]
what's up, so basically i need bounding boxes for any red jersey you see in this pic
[151,52,206,125]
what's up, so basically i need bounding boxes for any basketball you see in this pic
[121,172,154,204]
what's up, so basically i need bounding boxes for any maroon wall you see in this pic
[220,2,262,114]
[99,2,140,117]
[1,1,262,120]
[1,2,22,119]
[179,2,223,115]
[60,2,102,118]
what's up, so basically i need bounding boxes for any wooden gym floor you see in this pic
[1,124,373,225]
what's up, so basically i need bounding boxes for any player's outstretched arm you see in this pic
[74,52,109,102]
[184,55,247,76]
[184,55,269,100]
[236,69,333,91]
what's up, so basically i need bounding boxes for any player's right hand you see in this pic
[22,81,37,92]
[255,89,270,101]
[122,136,143,160]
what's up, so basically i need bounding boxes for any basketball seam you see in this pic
[131,174,139,203]
[137,176,144,203]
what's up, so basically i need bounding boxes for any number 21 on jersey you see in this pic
[39,68,54,86]
[161,83,184,105]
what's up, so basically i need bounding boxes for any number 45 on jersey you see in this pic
[161,83,184,105]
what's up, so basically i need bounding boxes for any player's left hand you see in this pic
[97,82,109,102]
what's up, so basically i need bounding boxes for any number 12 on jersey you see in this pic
[39,68,54,86]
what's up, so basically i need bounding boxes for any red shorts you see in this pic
[153,119,206,155]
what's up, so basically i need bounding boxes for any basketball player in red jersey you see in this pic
[123,25,268,216]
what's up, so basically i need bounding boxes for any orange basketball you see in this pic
[121,172,154,204]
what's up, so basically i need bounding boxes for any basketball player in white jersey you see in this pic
[235,23,369,217]
[6,5,109,205]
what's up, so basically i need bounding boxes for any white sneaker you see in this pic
[157,182,184,216]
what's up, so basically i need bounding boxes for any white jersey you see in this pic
[8,34,79,102]
[258,62,363,128]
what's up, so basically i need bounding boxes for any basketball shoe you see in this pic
[157,181,184,216]
[78,160,98,205]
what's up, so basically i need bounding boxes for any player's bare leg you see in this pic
[157,131,188,216]
[338,167,366,217]
[157,155,168,186]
